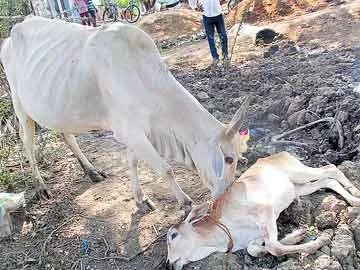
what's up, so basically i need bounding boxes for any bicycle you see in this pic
[123,0,141,23]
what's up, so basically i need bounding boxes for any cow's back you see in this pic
[1,16,112,132]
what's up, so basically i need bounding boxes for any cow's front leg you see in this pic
[120,130,192,210]
[127,150,155,211]
[62,133,107,183]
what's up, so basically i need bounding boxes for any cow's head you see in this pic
[199,97,250,198]
[166,203,220,270]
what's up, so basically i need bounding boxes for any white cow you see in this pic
[0,16,249,208]
[166,152,360,270]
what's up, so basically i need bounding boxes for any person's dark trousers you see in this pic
[203,14,228,60]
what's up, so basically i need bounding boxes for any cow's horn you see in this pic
[225,96,250,140]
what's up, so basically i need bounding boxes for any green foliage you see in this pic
[0,99,13,120]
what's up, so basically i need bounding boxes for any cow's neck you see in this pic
[150,82,224,169]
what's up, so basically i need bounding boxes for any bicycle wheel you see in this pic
[124,5,140,23]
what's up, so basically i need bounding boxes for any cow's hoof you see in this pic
[137,199,156,212]
[87,169,107,183]
[35,185,52,200]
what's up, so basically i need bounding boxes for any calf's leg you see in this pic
[260,211,330,256]
[288,162,360,197]
[62,133,106,182]
[295,178,360,207]
[247,229,307,257]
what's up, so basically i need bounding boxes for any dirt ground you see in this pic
[1,1,360,270]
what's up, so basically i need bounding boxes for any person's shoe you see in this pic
[223,55,230,65]
[212,58,219,66]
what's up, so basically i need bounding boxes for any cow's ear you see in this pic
[185,202,210,224]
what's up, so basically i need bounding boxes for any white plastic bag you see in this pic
[0,192,25,237]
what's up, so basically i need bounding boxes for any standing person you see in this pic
[189,0,228,66]
[73,0,90,26]
[87,0,98,27]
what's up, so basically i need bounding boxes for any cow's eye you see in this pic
[225,156,234,164]
[171,232,178,240]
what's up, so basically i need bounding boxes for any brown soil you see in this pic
[138,9,202,42]
[226,0,351,26]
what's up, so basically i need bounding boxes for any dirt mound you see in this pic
[226,0,349,26]
[138,9,202,42]
[173,45,360,168]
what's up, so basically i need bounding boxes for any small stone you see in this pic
[196,91,210,101]
[320,245,331,256]
[331,225,355,264]
[315,212,338,230]
[319,195,347,213]
[276,259,301,270]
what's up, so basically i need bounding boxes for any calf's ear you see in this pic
[185,202,210,224]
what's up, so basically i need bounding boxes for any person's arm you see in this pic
[188,0,198,10]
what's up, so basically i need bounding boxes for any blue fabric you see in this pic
[203,14,228,60]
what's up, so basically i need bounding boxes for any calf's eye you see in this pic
[171,232,178,240]
[225,156,234,164]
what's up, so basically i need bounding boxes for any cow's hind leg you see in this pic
[62,133,107,183]
[13,99,50,199]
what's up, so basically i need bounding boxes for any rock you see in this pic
[337,161,360,185]
[318,195,347,213]
[306,254,342,270]
[320,245,331,256]
[308,95,329,113]
[315,212,338,230]
[276,259,302,270]
[337,111,349,122]
[348,207,360,249]
[267,113,281,124]
[196,91,210,101]
[202,252,241,270]
[284,198,312,226]
[287,96,307,116]
[287,109,306,128]
[331,224,356,268]
[230,97,245,106]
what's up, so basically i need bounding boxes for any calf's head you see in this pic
[201,97,250,198]
[166,203,221,270]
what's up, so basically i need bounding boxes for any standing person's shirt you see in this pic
[73,0,88,14]
[87,0,97,14]
[188,0,222,17]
